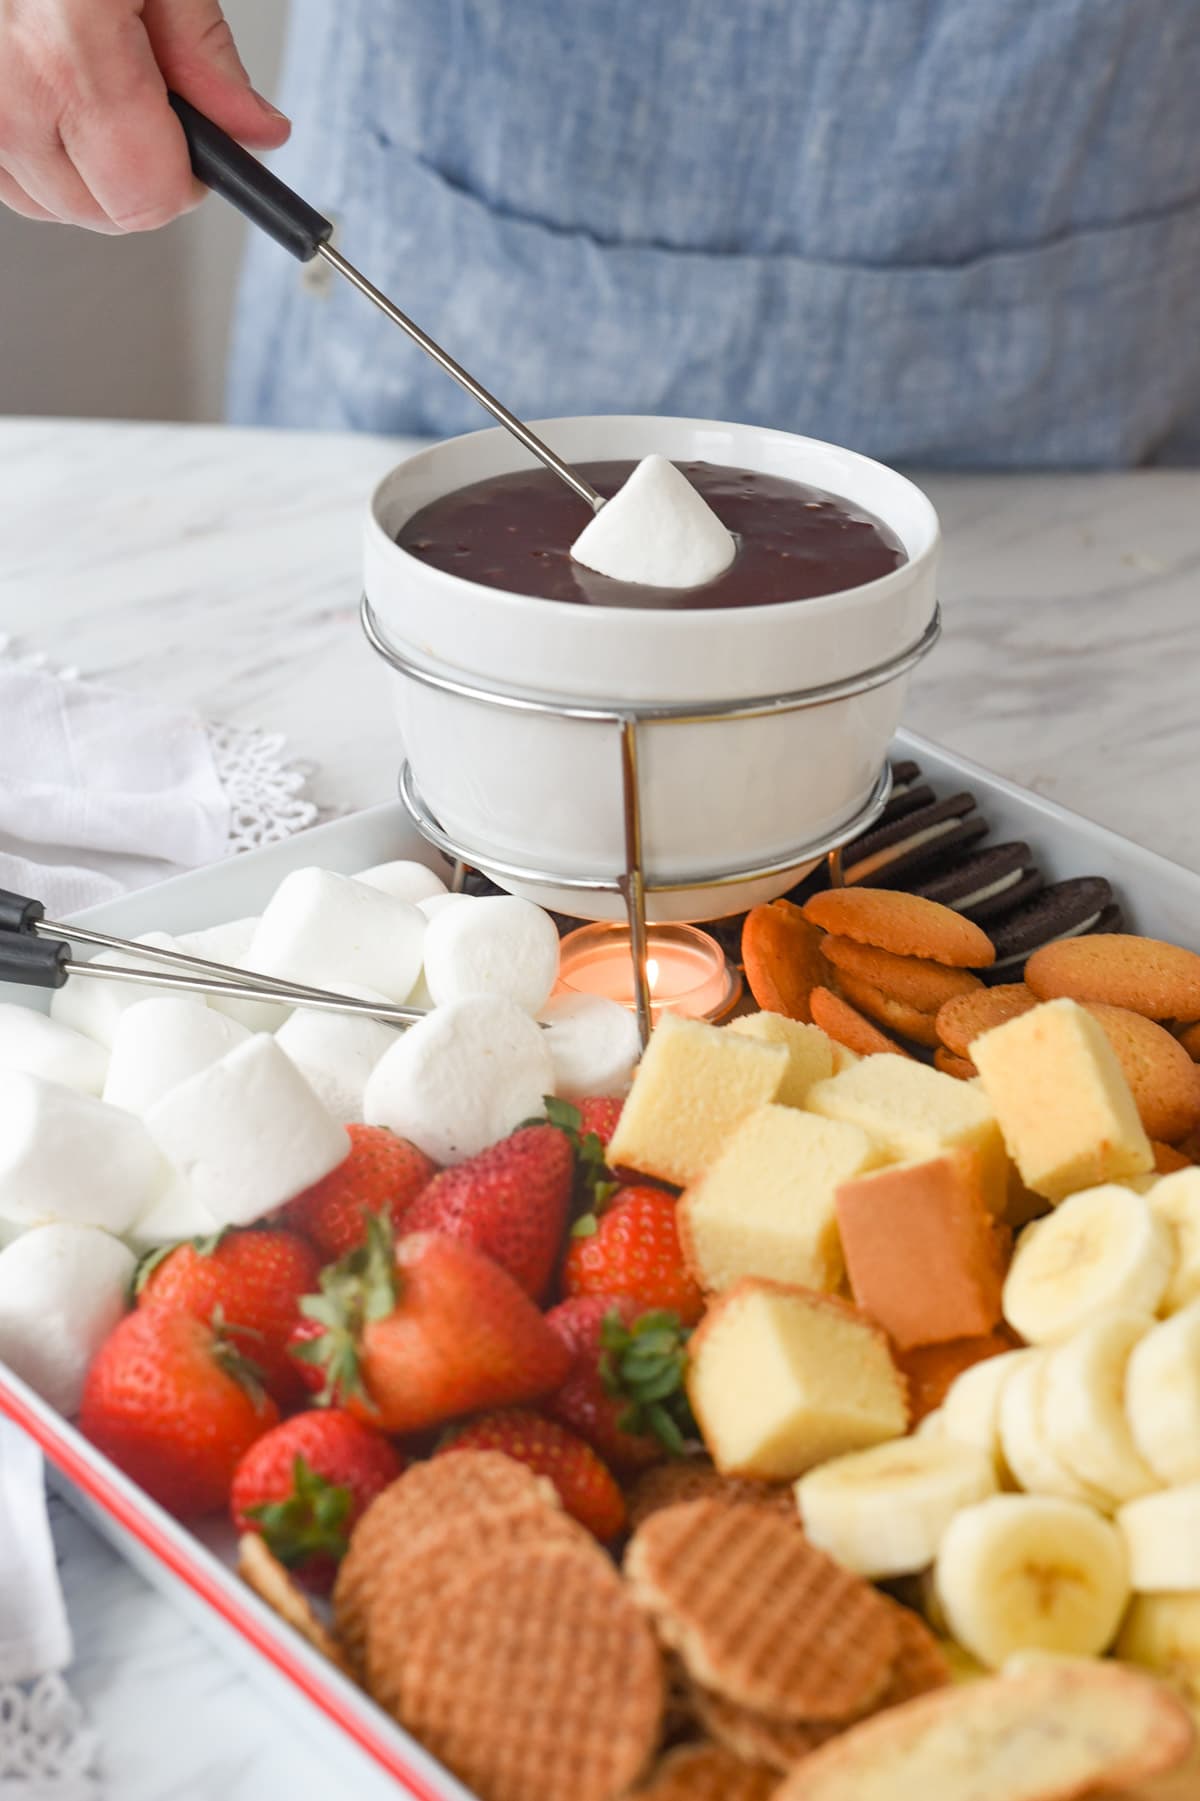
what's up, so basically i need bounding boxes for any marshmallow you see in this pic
[423,895,560,1015]
[103,997,251,1116]
[355,860,448,905]
[570,454,737,589]
[418,893,475,920]
[0,1071,167,1234]
[247,868,425,1005]
[176,916,289,1033]
[364,995,554,1165]
[144,1035,350,1227]
[50,932,188,1047]
[0,1223,136,1415]
[0,1003,109,1095]
[125,1176,221,1253]
[275,997,399,1126]
[539,993,641,1100]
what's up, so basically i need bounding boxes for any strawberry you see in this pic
[398,1124,572,1299]
[230,1409,402,1590]
[562,1187,704,1324]
[296,1219,571,1434]
[284,1125,438,1261]
[136,1228,320,1408]
[80,1308,279,1517]
[575,1098,624,1152]
[285,1318,327,1398]
[544,1295,696,1471]
[439,1410,626,1541]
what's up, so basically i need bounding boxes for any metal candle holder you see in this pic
[362,596,941,1046]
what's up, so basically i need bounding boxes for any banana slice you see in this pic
[1002,1184,1173,1344]
[795,1437,996,1578]
[1117,1591,1200,1708]
[933,1493,1130,1669]
[941,1348,1030,1483]
[1147,1168,1200,1314]
[1040,1311,1160,1508]
[998,1349,1110,1507]
[914,1408,946,1440]
[1126,1301,1200,1484]
[1118,1482,1200,1592]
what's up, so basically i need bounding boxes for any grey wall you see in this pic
[0,0,288,422]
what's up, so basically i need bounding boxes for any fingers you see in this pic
[143,0,290,150]
[0,165,56,224]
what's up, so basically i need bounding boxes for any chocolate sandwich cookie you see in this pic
[876,760,935,826]
[843,793,988,888]
[985,877,1122,980]
[915,842,1043,924]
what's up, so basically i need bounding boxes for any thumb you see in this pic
[142,0,291,149]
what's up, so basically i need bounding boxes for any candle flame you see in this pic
[645,958,660,993]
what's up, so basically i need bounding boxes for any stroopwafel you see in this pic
[626,1458,796,1533]
[630,1740,781,1800]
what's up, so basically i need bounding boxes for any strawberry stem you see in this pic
[597,1308,697,1455]
[296,1213,398,1410]
[245,1454,354,1567]
[541,1097,620,1220]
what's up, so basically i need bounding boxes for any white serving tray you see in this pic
[1,730,1198,1799]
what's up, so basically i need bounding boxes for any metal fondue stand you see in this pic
[362,598,942,1048]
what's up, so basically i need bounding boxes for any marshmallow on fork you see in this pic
[103,996,251,1116]
[540,993,641,1100]
[0,1002,109,1096]
[0,1071,168,1235]
[176,916,289,1034]
[246,868,425,1005]
[570,454,737,589]
[144,1034,349,1227]
[0,1223,136,1414]
[364,994,555,1165]
[423,895,560,1015]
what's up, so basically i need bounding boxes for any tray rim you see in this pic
[3,727,1199,1799]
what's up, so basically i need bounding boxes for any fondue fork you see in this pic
[167,95,604,514]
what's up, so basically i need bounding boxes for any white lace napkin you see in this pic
[0,1421,98,1799]
[0,637,316,915]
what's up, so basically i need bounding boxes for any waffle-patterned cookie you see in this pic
[237,1534,354,1678]
[625,1458,797,1533]
[691,1681,842,1770]
[624,1500,898,1722]
[875,1602,951,1709]
[394,1542,663,1801]
[630,1741,781,1800]
[333,1452,558,1670]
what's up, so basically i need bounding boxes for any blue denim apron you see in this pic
[228,0,1200,466]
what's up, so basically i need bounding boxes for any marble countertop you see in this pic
[2,416,1199,1800]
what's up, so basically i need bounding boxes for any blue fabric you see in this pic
[228,0,1200,467]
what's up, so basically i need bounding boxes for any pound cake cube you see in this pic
[971,998,1153,1202]
[725,1012,835,1106]
[835,1151,1007,1349]
[606,1011,787,1188]
[687,1279,908,1480]
[679,1104,878,1293]
[805,1054,1008,1213]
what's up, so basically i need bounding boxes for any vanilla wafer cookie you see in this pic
[626,1458,796,1533]
[625,1500,898,1722]
[630,1741,780,1800]
[237,1535,354,1678]
[365,1499,594,1716]
[333,1452,558,1670]
[393,1541,663,1801]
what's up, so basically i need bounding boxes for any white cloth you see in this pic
[0,640,316,916]
[0,1421,98,1798]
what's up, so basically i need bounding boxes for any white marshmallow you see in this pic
[247,868,425,1005]
[275,997,399,1126]
[570,454,737,589]
[539,993,641,1100]
[364,995,554,1165]
[0,1223,136,1415]
[354,860,448,905]
[176,916,289,1033]
[50,932,188,1048]
[418,892,475,920]
[0,1003,109,1095]
[103,997,251,1116]
[0,1071,167,1234]
[423,895,560,1015]
[144,1035,349,1228]
[125,1176,221,1253]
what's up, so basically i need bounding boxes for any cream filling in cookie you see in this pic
[848,818,963,883]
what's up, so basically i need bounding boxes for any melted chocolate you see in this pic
[397,460,906,611]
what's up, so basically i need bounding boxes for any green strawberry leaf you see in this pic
[570,1212,599,1239]
[540,1095,622,1219]
[294,1214,399,1409]
[245,1455,354,1567]
[208,1312,271,1413]
[598,1308,697,1454]
[131,1227,230,1298]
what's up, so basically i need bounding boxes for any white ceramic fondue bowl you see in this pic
[363,416,940,922]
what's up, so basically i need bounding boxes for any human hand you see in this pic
[0,0,290,232]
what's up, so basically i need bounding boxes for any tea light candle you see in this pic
[555,921,740,1023]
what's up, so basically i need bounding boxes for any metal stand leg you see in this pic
[449,860,469,894]
[618,718,654,1050]
[827,847,846,889]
